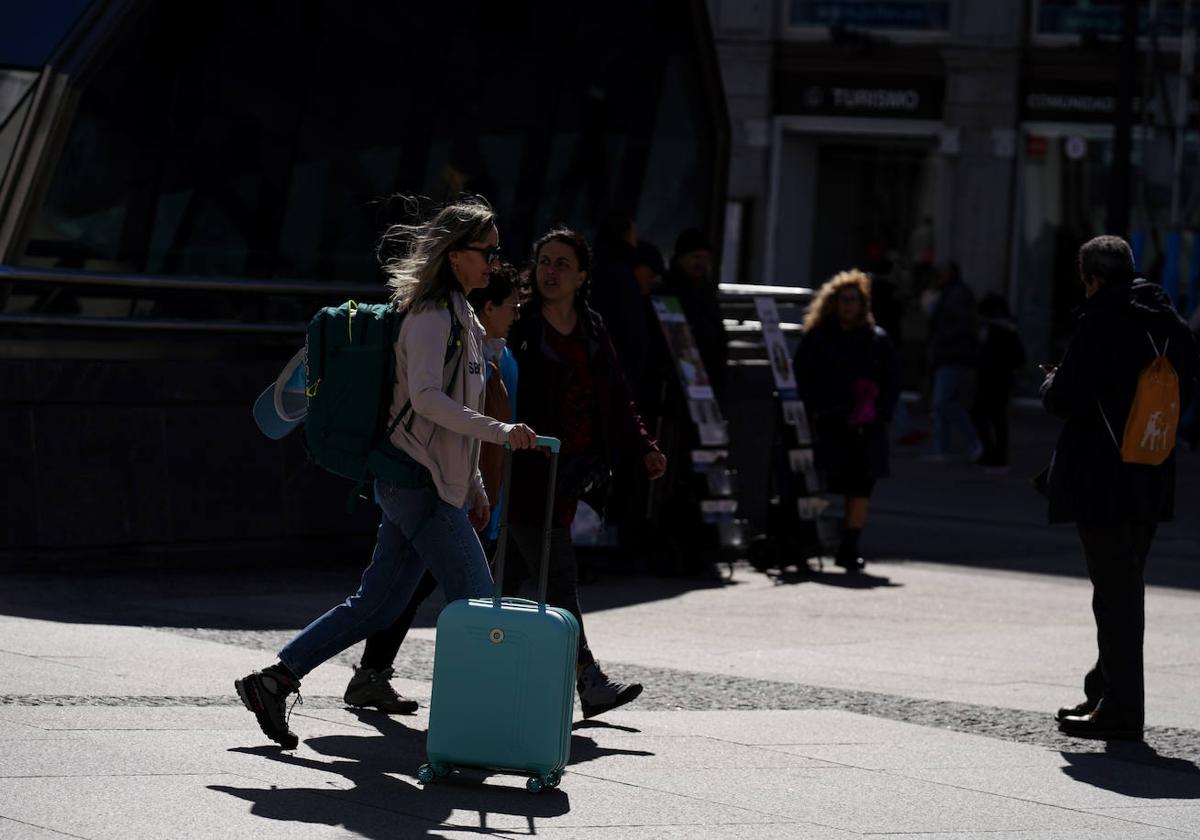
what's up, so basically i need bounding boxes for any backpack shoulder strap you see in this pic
[390,299,466,436]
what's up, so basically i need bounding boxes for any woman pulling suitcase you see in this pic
[504,226,667,718]
[235,196,538,749]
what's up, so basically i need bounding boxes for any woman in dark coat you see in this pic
[505,226,667,718]
[793,269,901,572]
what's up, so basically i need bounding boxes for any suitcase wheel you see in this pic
[546,770,562,788]
[418,763,452,784]
[526,776,545,794]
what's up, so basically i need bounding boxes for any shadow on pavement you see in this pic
[572,719,641,734]
[0,564,732,629]
[211,710,654,838]
[1060,743,1200,798]
[767,567,902,589]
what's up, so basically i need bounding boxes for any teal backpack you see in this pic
[303,299,461,502]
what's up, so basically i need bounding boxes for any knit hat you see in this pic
[673,228,712,258]
[633,240,666,277]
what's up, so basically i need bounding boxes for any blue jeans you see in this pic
[932,364,981,455]
[278,481,492,679]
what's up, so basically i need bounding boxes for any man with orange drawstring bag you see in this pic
[1041,236,1198,742]
[1100,332,1181,466]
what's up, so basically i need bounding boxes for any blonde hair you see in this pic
[378,195,496,312]
[802,269,875,332]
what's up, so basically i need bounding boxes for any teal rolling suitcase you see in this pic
[419,436,580,793]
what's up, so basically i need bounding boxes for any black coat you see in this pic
[977,316,1026,393]
[1041,279,1198,525]
[590,239,649,395]
[794,322,901,484]
[662,268,728,397]
[929,280,978,367]
[508,307,658,522]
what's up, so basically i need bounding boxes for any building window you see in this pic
[7,1,725,330]
[1016,128,1200,358]
[0,69,39,187]
[788,0,951,32]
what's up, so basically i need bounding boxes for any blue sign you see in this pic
[790,0,950,31]
[1038,0,1200,37]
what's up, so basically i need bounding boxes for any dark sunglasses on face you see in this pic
[462,244,501,263]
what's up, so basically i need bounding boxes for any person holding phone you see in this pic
[1043,236,1197,740]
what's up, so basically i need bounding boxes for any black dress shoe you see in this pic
[1058,709,1143,741]
[835,554,866,573]
[1055,700,1097,722]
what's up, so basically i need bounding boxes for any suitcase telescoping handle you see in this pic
[492,436,561,610]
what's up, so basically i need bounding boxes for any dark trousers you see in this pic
[359,570,438,672]
[971,386,1010,465]
[501,525,594,667]
[1075,518,1157,726]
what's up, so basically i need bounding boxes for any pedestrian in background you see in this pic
[1044,235,1197,740]
[590,211,649,398]
[468,262,522,552]
[972,293,1026,472]
[662,228,728,398]
[506,226,667,717]
[924,261,983,461]
[794,269,901,572]
[235,198,538,749]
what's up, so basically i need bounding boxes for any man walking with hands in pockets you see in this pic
[1041,235,1197,740]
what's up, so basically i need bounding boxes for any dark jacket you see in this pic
[929,280,978,367]
[508,306,658,523]
[977,316,1026,391]
[1041,278,1198,525]
[662,268,728,397]
[590,238,649,396]
[794,322,901,482]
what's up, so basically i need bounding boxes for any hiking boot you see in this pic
[343,666,418,715]
[577,662,643,719]
[235,664,301,749]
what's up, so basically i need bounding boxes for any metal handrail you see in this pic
[0,264,389,297]
[717,282,813,300]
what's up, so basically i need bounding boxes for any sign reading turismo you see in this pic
[775,73,945,119]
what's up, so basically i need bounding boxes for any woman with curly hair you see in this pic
[793,269,901,572]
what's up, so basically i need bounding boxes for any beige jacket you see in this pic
[387,292,513,507]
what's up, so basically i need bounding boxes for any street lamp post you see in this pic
[1108,0,1139,237]
[1170,0,1194,227]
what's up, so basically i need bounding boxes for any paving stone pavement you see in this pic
[2,556,1199,840]
[45,626,1194,765]
[2,408,1197,838]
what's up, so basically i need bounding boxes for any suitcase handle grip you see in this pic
[495,597,539,608]
[504,436,561,453]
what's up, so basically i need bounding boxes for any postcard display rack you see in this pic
[748,296,838,572]
[651,297,746,566]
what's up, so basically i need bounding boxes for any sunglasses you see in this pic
[462,244,502,263]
